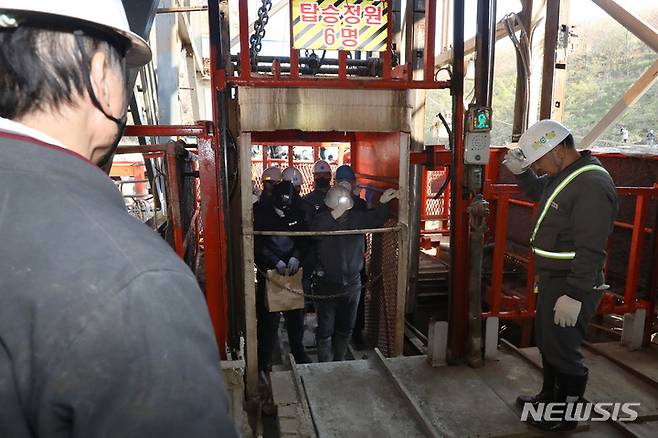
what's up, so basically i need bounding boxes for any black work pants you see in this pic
[535,273,603,376]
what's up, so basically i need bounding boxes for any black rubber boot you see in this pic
[530,369,588,432]
[516,357,556,408]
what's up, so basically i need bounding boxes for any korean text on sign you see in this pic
[292,0,388,51]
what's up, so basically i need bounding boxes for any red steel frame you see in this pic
[123,123,230,355]
[482,182,658,329]
[117,0,458,358]
[232,0,449,90]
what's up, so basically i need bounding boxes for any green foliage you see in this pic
[424,9,658,147]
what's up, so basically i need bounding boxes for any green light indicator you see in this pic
[472,109,491,130]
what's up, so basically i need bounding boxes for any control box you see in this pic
[464,106,492,165]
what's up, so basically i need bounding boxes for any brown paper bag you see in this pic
[265,268,305,312]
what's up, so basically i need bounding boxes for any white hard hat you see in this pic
[0,0,152,66]
[313,160,331,174]
[261,166,282,182]
[324,185,354,217]
[282,166,304,187]
[517,119,571,167]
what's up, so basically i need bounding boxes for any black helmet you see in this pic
[273,181,299,213]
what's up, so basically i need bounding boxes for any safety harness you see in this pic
[530,164,609,260]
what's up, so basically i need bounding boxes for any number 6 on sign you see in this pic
[323,28,336,46]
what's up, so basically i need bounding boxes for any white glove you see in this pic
[380,189,399,204]
[502,148,528,175]
[287,257,300,276]
[275,260,287,275]
[274,207,285,218]
[553,295,582,327]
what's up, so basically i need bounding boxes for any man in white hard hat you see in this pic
[504,120,617,432]
[302,159,332,219]
[257,166,283,206]
[282,166,304,193]
[335,164,369,348]
[0,2,236,437]
[309,185,398,361]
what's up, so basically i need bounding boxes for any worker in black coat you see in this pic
[254,181,311,369]
[335,164,369,348]
[0,2,236,437]
[301,160,333,311]
[310,185,399,362]
[504,120,618,432]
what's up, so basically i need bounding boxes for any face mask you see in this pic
[316,177,330,189]
[74,31,128,173]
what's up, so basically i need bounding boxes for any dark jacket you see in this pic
[0,133,236,438]
[253,201,308,269]
[353,194,368,211]
[301,188,329,222]
[516,150,618,301]
[310,203,390,289]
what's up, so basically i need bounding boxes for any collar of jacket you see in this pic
[558,150,600,175]
[0,132,124,209]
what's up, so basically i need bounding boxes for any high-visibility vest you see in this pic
[530,164,609,260]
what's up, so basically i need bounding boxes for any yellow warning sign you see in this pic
[292,0,388,52]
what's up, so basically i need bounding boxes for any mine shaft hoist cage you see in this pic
[121,0,457,399]
[243,132,411,363]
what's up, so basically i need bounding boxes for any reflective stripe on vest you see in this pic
[530,164,609,260]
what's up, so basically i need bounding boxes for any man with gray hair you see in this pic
[0,1,236,436]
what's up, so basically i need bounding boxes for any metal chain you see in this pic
[256,266,384,300]
[249,0,273,69]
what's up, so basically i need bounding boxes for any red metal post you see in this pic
[164,147,185,257]
[382,1,393,80]
[288,145,294,167]
[490,193,510,314]
[239,0,250,80]
[645,197,658,347]
[227,77,451,89]
[124,125,207,137]
[624,194,649,306]
[197,133,229,353]
[420,168,429,230]
[262,145,268,170]
[525,204,539,314]
[424,0,437,82]
[289,0,300,78]
[338,51,348,80]
[449,0,469,360]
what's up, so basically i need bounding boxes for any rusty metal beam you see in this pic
[539,0,561,119]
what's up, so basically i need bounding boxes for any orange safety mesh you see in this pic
[363,219,400,356]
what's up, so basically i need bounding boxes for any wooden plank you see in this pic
[394,133,411,356]
[239,133,259,398]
